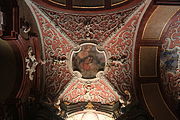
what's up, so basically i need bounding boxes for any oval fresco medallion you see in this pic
[71,44,106,79]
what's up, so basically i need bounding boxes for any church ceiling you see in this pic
[1,0,180,119]
[37,4,140,44]
[25,0,150,105]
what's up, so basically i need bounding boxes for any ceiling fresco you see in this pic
[1,0,180,119]
[160,10,180,107]
[25,0,150,106]
[71,44,106,79]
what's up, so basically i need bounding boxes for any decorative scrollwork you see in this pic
[28,1,146,103]
[25,47,38,81]
[37,3,142,44]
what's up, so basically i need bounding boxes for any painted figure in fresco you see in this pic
[79,56,99,78]
[72,44,105,79]
[77,45,93,59]
[161,49,178,73]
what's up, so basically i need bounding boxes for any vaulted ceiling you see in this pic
[0,0,180,120]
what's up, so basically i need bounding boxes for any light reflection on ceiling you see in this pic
[66,110,115,120]
[46,0,131,9]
